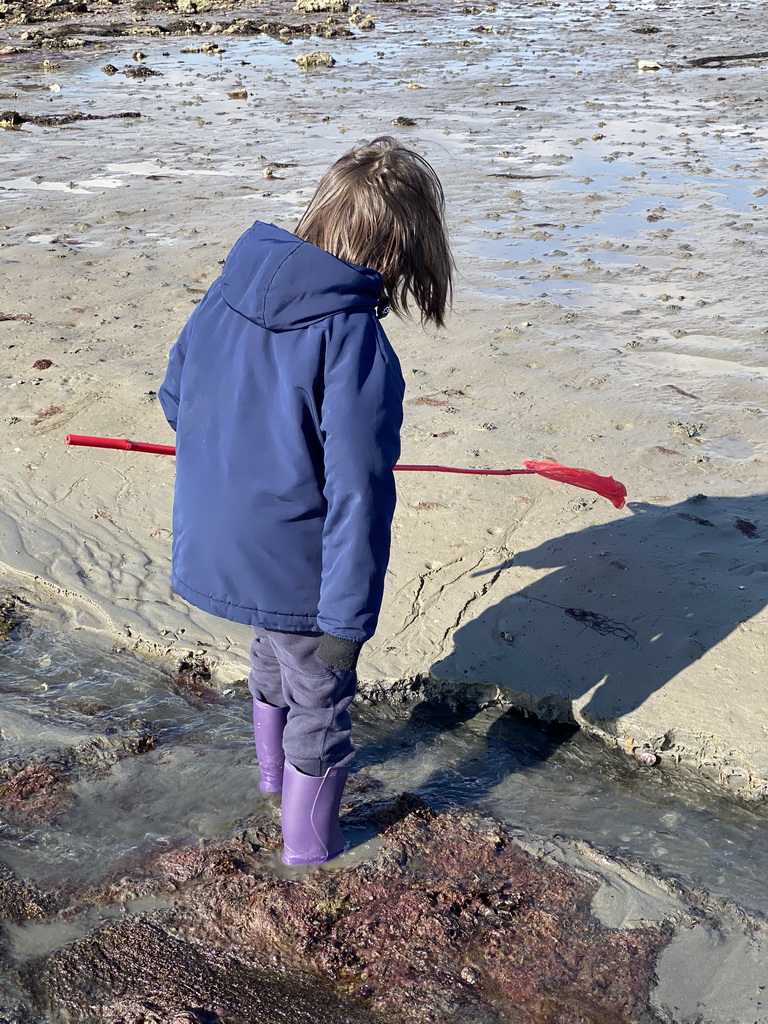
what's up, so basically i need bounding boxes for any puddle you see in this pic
[2,2,766,334]
[0,176,95,195]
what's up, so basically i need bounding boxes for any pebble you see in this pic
[635,750,660,766]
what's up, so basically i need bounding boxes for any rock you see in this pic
[221,18,258,34]
[0,865,60,924]
[25,917,375,1024]
[164,653,222,709]
[3,777,767,1024]
[0,720,157,825]
[295,0,348,11]
[294,50,336,69]
[0,594,26,641]
[123,65,163,77]
[0,762,76,824]
[32,803,669,1024]
[315,22,353,36]
[41,36,86,49]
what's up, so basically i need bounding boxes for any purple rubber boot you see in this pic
[253,699,289,794]
[281,761,349,865]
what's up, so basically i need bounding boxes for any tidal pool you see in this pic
[2,622,766,921]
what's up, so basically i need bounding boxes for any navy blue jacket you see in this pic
[158,221,405,644]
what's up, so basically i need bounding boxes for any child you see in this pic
[158,137,453,865]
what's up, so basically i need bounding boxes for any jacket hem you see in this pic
[172,575,320,632]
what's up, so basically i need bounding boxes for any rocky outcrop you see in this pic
[7,796,671,1024]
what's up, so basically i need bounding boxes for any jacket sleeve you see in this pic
[316,312,405,646]
[158,319,192,432]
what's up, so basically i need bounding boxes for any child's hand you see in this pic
[317,634,363,671]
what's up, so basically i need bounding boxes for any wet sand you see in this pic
[2,0,766,796]
[1,1,768,1019]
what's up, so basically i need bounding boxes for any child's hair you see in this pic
[295,136,453,328]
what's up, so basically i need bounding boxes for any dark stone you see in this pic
[123,64,163,76]
[0,596,26,642]
[24,916,377,1024]
[0,865,60,924]
[165,653,222,708]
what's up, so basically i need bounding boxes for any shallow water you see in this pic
[2,2,768,1017]
[358,701,768,918]
[2,623,767,922]
[2,0,766,382]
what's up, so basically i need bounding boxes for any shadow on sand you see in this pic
[360,492,768,803]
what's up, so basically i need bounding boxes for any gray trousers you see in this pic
[247,627,357,776]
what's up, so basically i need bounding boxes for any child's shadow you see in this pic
[360,493,768,805]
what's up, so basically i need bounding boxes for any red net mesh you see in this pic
[523,460,627,509]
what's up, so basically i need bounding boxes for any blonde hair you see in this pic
[295,136,453,328]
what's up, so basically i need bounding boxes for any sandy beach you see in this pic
[1,0,768,1018]
[2,0,766,792]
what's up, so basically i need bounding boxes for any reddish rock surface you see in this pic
[28,798,668,1024]
[0,722,157,826]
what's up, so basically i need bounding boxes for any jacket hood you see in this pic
[220,221,383,332]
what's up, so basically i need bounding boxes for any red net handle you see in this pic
[66,436,532,470]
[66,435,176,456]
[65,436,626,508]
